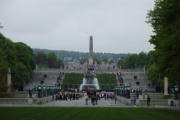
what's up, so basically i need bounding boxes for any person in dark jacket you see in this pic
[147,95,151,106]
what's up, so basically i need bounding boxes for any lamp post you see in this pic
[29,88,32,98]
[174,85,179,100]
[38,86,42,98]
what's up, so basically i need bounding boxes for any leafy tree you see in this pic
[0,32,35,91]
[117,52,152,69]
[14,42,35,73]
[147,0,180,86]
[47,52,57,68]
[33,48,128,63]
[0,56,8,92]
[35,51,47,65]
[12,62,29,90]
[102,58,108,64]
[123,54,138,69]
[136,52,149,68]
[35,51,64,68]
[56,58,64,68]
[148,64,163,91]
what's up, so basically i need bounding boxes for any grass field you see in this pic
[62,73,84,89]
[1,107,180,120]
[96,73,117,89]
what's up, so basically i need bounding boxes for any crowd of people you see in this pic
[85,92,117,106]
[54,91,83,101]
[52,91,152,106]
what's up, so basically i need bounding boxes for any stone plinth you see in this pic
[164,77,168,95]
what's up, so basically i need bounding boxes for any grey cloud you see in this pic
[0,0,154,53]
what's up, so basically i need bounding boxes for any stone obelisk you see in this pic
[80,35,99,91]
[89,35,93,65]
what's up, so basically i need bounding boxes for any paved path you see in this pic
[44,96,125,107]
[1,96,180,110]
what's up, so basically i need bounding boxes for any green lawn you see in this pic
[62,73,84,89]
[96,73,117,89]
[1,107,180,120]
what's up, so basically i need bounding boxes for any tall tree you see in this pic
[47,52,57,68]
[147,0,180,86]
[117,53,151,69]
[35,51,47,65]
[0,33,36,91]
[35,51,64,68]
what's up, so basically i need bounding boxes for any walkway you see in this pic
[44,96,125,107]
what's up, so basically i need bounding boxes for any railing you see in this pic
[138,99,168,106]
[0,98,29,104]
[0,96,54,105]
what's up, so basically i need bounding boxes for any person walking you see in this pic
[114,94,117,104]
[85,96,88,105]
[147,95,151,106]
[133,95,136,105]
[95,95,98,105]
[69,93,72,101]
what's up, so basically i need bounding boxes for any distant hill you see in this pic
[33,48,128,63]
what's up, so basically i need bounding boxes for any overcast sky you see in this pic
[0,0,155,53]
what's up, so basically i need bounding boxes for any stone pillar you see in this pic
[89,35,93,58]
[164,77,168,95]
[89,35,93,65]
[144,66,146,73]
[35,64,38,72]
[7,68,11,93]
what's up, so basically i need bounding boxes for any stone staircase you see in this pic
[24,70,61,90]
